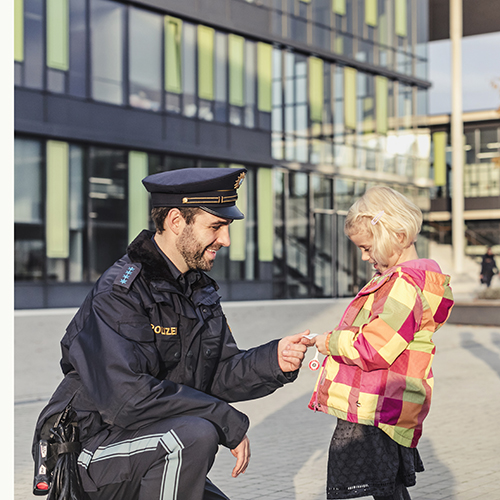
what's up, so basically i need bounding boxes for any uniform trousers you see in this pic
[77,416,230,500]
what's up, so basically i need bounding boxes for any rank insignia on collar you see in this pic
[113,263,142,290]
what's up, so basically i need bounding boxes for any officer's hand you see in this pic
[278,330,310,372]
[230,435,250,477]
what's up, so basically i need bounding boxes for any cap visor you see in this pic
[200,205,245,220]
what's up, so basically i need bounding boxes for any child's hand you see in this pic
[300,331,331,355]
[314,332,331,355]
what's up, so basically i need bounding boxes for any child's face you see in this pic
[350,231,398,273]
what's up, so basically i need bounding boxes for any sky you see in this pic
[428,31,500,115]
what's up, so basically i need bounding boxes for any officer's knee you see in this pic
[171,416,219,457]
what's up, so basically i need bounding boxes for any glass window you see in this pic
[244,40,256,128]
[271,169,285,297]
[68,145,85,282]
[15,138,44,281]
[296,54,308,162]
[398,82,412,129]
[182,22,197,118]
[312,0,331,50]
[90,0,125,105]
[129,7,162,111]
[286,171,309,297]
[335,177,355,210]
[479,128,499,163]
[312,174,332,209]
[214,32,228,122]
[357,72,375,135]
[257,42,272,130]
[229,34,244,126]
[24,0,44,89]
[464,130,476,165]
[257,168,274,262]
[15,138,43,224]
[416,0,428,60]
[271,48,283,160]
[334,65,344,139]
[69,0,88,97]
[165,16,183,114]
[88,147,128,281]
[378,0,391,68]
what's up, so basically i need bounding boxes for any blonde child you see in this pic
[302,186,454,500]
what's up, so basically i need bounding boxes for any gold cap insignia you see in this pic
[234,172,246,190]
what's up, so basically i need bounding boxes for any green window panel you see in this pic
[165,16,182,94]
[257,168,274,262]
[332,0,346,15]
[433,132,447,187]
[363,97,374,133]
[229,164,246,261]
[46,140,69,258]
[15,0,24,62]
[395,0,407,37]
[378,7,389,45]
[344,67,357,130]
[365,0,377,27]
[257,42,272,112]
[229,34,245,107]
[47,0,69,71]
[198,25,214,101]
[128,151,149,243]
[335,35,344,55]
[309,57,324,123]
[376,76,388,134]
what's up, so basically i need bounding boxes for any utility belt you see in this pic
[33,404,88,499]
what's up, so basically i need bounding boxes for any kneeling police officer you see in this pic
[32,167,309,500]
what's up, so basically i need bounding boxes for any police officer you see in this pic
[33,167,310,500]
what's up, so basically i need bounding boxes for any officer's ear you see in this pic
[165,208,186,236]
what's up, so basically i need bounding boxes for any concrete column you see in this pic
[450,0,464,273]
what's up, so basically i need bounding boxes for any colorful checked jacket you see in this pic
[308,259,454,448]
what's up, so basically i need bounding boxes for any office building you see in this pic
[14,0,432,308]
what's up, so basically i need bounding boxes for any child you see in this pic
[302,186,454,500]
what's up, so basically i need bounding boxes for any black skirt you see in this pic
[327,419,424,499]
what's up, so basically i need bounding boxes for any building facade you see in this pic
[428,110,500,252]
[14,0,432,308]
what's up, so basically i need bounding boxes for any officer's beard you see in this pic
[176,223,220,272]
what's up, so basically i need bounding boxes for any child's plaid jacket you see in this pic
[308,259,454,448]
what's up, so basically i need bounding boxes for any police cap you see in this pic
[142,167,247,220]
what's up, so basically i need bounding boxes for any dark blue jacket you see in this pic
[33,230,297,458]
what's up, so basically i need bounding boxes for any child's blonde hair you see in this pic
[344,186,423,267]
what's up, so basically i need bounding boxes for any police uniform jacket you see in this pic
[33,230,297,458]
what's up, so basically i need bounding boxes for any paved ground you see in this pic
[14,299,500,500]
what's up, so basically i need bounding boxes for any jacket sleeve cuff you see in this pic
[325,332,332,355]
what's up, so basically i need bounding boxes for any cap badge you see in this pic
[234,172,246,190]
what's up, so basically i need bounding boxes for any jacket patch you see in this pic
[113,263,142,290]
[151,324,178,336]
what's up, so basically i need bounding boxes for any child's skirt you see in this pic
[326,419,424,499]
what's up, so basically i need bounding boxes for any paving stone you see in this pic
[13,302,500,499]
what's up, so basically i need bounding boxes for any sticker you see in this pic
[309,350,320,371]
